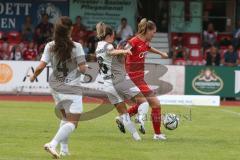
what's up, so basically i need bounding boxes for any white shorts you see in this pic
[51,89,83,114]
[101,78,140,105]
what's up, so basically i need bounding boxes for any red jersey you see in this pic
[125,36,151,78]
[23,49,37,60]
[125,36,153,96]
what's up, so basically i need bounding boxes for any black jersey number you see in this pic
[56,60,69,77]
[97,57,109,74]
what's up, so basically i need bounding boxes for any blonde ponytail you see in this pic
[96,22,114,40]
[96,22,106,39]
[137,18,156,35]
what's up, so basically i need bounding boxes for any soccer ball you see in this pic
[163,113,179,130]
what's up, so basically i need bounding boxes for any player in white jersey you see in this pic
[95,22,149,140]
[30,17,87,159]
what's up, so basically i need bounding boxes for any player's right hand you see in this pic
[30,75,36,82]
[124,49,132,56]
[161,52,168,58]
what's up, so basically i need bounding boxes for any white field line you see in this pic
[220,109,240,117]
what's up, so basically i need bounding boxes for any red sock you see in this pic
[151,107,161,134]
[127,104,139,117]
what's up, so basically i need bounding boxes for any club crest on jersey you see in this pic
[139,51,148,58]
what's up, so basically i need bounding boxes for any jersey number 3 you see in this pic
[97,57,109,74]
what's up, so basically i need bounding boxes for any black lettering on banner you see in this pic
[46,66,51,82]
[23,66,37,82]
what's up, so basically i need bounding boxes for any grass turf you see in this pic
[0,101,240,160]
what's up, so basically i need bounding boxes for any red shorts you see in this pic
[129,74,154,97]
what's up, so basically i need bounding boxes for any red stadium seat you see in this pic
[7,31,21,44]
[171,32,201,48]
[217,33,232,42]
[184,33,201,47]
[188,47,204,65]
[174,59,186,65]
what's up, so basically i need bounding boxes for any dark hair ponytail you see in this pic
[52,16,74,62]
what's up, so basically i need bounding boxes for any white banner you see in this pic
[0,61,185,96]
[160,65,185,95]
[0,61,52,94]
[69,0,137,31]
[157,95,220,106]
[235,71,240,94]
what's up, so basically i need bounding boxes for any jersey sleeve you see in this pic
[106,43,114,55]
[40,43,51,64]
[128,38,136,48]
[124,42,132,50]
[147,42,151,50]
[75,43,86,64]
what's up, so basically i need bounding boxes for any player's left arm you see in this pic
[149,47,168,58]
[107,43,132,56]
[108,49,132,56]
[30,61,47,82]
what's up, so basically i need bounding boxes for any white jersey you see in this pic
[41,41,86,113]
[41,41,86,81]
[95,41,126,84]
[95,41,140,104]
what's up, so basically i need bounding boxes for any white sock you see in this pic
[60,143,69,153]
[120,113,137,134]
[137,102,149,124]
[120,113,141,141]
[59,120,69,152]
[138,102,149,115]
[50,122,75,149]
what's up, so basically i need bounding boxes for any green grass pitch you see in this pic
[0,101,240,160]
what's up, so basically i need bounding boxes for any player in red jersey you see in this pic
[125,18,168,140]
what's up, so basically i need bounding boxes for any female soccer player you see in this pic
[30,16,87,158]
[125,18,168,140]
[95,22,150,141]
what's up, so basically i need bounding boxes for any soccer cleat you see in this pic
[139,125,146,134]
[132,132,142,141]
[60,151,70,157]
[44,143,60,159]
[115,116,126,133]
[153,134,167,141]
[135,114,146,134]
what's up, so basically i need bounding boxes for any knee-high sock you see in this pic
[127,104,139,117]
[138,102,149,115]
[120,113,137,134]
[151,107,161,134]
[59,120,69,152]
[127,102,149,118]
[50,122,75,148]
